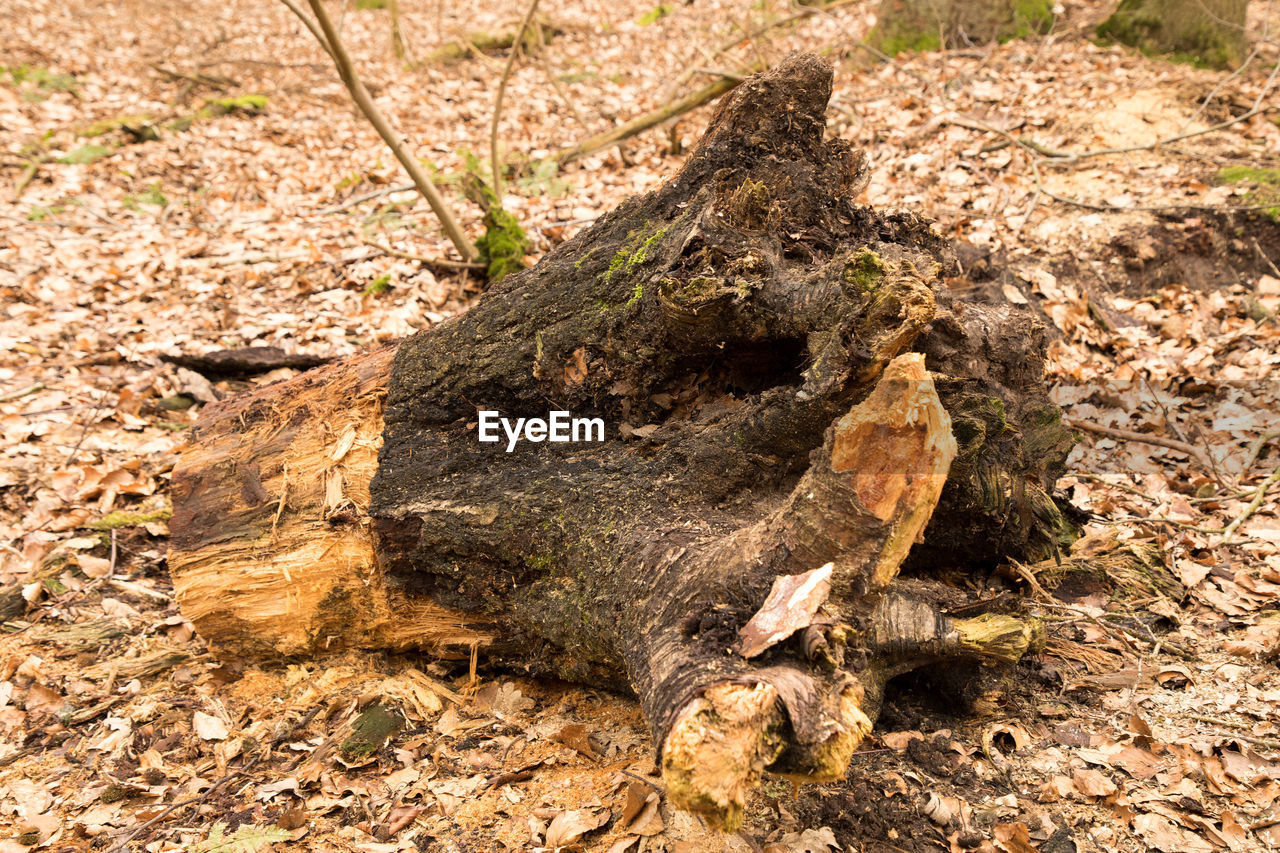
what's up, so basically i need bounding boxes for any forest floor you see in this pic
[2,0,1280,850]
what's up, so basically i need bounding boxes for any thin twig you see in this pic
[316,181,415,214]
[665,0,858,97]
[363,239,486,271]
[1220,464,1280,542]
[1039,105,1280,165]
[534,23,590,131]
[1189,714,1280,750]
[490,0,542,202]
[206,252,310,267]
[102,766,253,853]
[1252,52,1280,113]
[1181,45,1258,132]
[64,391,110,466]
[1242,429,1280,475]
[1067,418,1215,472]
[1254,238,1280,279]
[0,382,45,403]
[282,0,478,261]
[11,159,41,201]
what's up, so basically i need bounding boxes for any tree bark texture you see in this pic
[867,0,1054,54]
[1098,0,1249,69]
[169,54,1073,827]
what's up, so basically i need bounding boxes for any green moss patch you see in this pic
[603,223,669,283]
[363,273,392,296]
[843,248,886,291]
[339,703,402,761]
[477,205,529,282]
[1217,166,1280,221]
[1097,0,1245,69]
[87,508,172,531]
[638,3,673,25]
[429,19,560,63]
[867,0,1052,55]
[80,115,158,142]
[2,65,78,101]
[58,144,111,165]
[123,183,168,210]
[200,94,268,117]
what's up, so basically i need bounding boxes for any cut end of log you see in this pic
[167,347,495,657]
[660,680,872,831]
[661,682,786,831]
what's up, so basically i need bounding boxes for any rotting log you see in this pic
[169,54,1073,828]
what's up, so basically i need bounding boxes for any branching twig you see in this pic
[556,71,749,165]
[1039,105,1280,165]
[1242,429,1280,475]
[549,0,874,165]
[102,765,254,853]
[665,0,858,97]
[0,382,45,404]
[533,21,592,131]
[280,0,479,262]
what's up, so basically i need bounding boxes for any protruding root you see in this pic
[869,594,1046,672]
[953,612,1046,664]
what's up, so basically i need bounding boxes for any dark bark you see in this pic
[162,347,331,379]
[170,54,1072,827]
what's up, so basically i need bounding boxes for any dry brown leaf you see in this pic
[1154,664,1193,689]
[1072,767,1117,799]
[737,562,833,657]
[193,711,229,741]
[992,822,1037,853]
[75,554,112,578]
[552,723,598,760]
[23,683,65,716]
[1133,813,1214,853]
[985,722,1032,754]
[606,837,640,853]
[620,782,663,837]
[1038,775,1073,803]
[881,730,925,750]
[563,346,589,386]
[474,681,534,716]
[543,808,608,848]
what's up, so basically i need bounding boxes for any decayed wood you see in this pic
[170,54,1067,827]
[168,346,494,657]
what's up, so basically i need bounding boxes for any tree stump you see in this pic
[169,54,1073,828]
[867,0,1054,54]
[1098,0,1248,70]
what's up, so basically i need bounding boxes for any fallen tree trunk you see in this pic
[169,54,1073,827]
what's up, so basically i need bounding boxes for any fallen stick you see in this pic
[1068,418,1215,472]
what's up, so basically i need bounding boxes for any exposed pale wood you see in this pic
[168,346,494,657]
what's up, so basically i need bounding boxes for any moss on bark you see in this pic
[868,0,1053,54]
[1097,0,1248,69]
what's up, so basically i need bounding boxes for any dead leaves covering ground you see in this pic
[2,0,1280,849]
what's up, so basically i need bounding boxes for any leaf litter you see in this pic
[2,0,1280,849]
